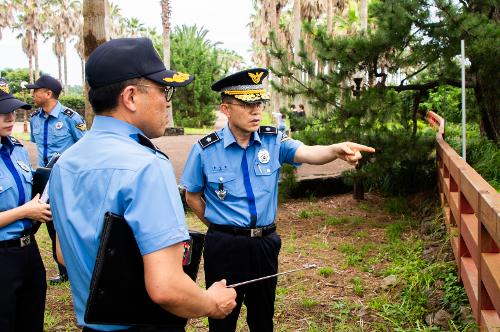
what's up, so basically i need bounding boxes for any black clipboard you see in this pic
[84,212,205,327]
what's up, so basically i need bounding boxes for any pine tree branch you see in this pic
[400,64,430,85]
[390,78,475,92]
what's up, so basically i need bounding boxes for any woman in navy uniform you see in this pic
[0,78,52,331]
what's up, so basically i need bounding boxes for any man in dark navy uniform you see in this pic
[181,68,375,332]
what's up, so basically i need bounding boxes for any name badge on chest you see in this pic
[215,176,227,200]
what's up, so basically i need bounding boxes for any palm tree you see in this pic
[58,0,81,93]
[160,0,174,128]
[123,17,146,37]
[0,0,15,40]
[13,0,48,82]
[107,1,124,38]
[83,0,108,125]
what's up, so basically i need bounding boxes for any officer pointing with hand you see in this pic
[181,68,375,332]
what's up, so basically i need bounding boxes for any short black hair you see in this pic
[51,89,61,99]
[88,78,147,114]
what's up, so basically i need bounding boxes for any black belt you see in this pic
[0,235,34,248]
[209,223,276,237]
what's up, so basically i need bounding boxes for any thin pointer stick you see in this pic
[226,264,317,288]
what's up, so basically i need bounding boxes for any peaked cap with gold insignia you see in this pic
[211,68,270,104]
[86,38,194,89]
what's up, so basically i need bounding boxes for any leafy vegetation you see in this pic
[445,123,500,191]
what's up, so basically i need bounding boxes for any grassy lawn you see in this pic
[38,193,475,331]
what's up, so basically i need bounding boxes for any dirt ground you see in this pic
[38,192,401,331]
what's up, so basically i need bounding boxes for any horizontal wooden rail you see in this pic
[427,111,500,331]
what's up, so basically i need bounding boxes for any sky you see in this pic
[0,0,254,86]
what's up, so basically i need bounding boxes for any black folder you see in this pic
[84,212,205,327]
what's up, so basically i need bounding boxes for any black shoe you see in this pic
[48,274,68,285]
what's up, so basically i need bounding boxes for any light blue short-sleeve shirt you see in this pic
[0,136,34,241]
[181,125,302,228]
[49,116,189,331]
[30,101,86,166]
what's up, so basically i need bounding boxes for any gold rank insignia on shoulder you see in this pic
[76,123,87,131]
[163,72,191,83]
[248,72,264,84]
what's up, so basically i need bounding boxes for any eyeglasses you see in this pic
[223,102,267,111]
[136,84,176,102]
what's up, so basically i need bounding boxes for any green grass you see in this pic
[11,131,31,141]
[324,215,364,226]
[183,127,213,135]
[318,267,334,278]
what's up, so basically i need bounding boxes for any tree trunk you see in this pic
[33,32,39,80]
[81,58,85,87]
[83,0,108,126]
[28,55,33,83]
[475,80,500,143]
[160,0,174,129]
[63,36,68,95]
[359,0,368,33]
[57,55,62,83]
[292,0,302,108]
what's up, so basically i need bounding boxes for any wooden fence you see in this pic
[427,111,500,331]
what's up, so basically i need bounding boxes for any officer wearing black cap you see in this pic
[48,38,236,332]
[0,78,52,331]
[181,68,375,331]
[26,74,86,284]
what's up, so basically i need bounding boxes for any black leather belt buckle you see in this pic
[250,228,263,237]
[20,235,31,247]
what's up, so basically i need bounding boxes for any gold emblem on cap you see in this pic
[163,72,190,83]
[248,72,264,84]
[75,123,87,131]
[0,82,10,94]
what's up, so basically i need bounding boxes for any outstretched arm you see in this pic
[293,142,375,165]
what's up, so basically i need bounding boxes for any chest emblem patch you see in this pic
[258,149,270,164]
[17,160,30,172]
[55,121,64,129]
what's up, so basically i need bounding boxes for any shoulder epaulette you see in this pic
[280,132,291,143]
[198,132,221,149]
[133,133,169,159]
[31,109,41,117]
[258,125,278,135]
[8,136,23,146]
[62,108,76,118]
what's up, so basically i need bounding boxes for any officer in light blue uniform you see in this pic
[182,124,301,229]
[49,37,236,332]
[27,74,85,283]
[27,75,86,167]
[0,78,51,332]
[181,68,376,332]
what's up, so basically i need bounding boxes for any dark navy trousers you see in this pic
[204,227,281,332]
[0,241,46,332]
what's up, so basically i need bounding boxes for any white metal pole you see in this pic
[461,40,466,161]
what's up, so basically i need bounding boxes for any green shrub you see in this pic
[446,123,500,191]
[59,95,85,114]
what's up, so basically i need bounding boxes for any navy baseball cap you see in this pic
[25,75,62,95]
[212,68,270,103]
[85,37,194,89]
[0,78,31,114]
